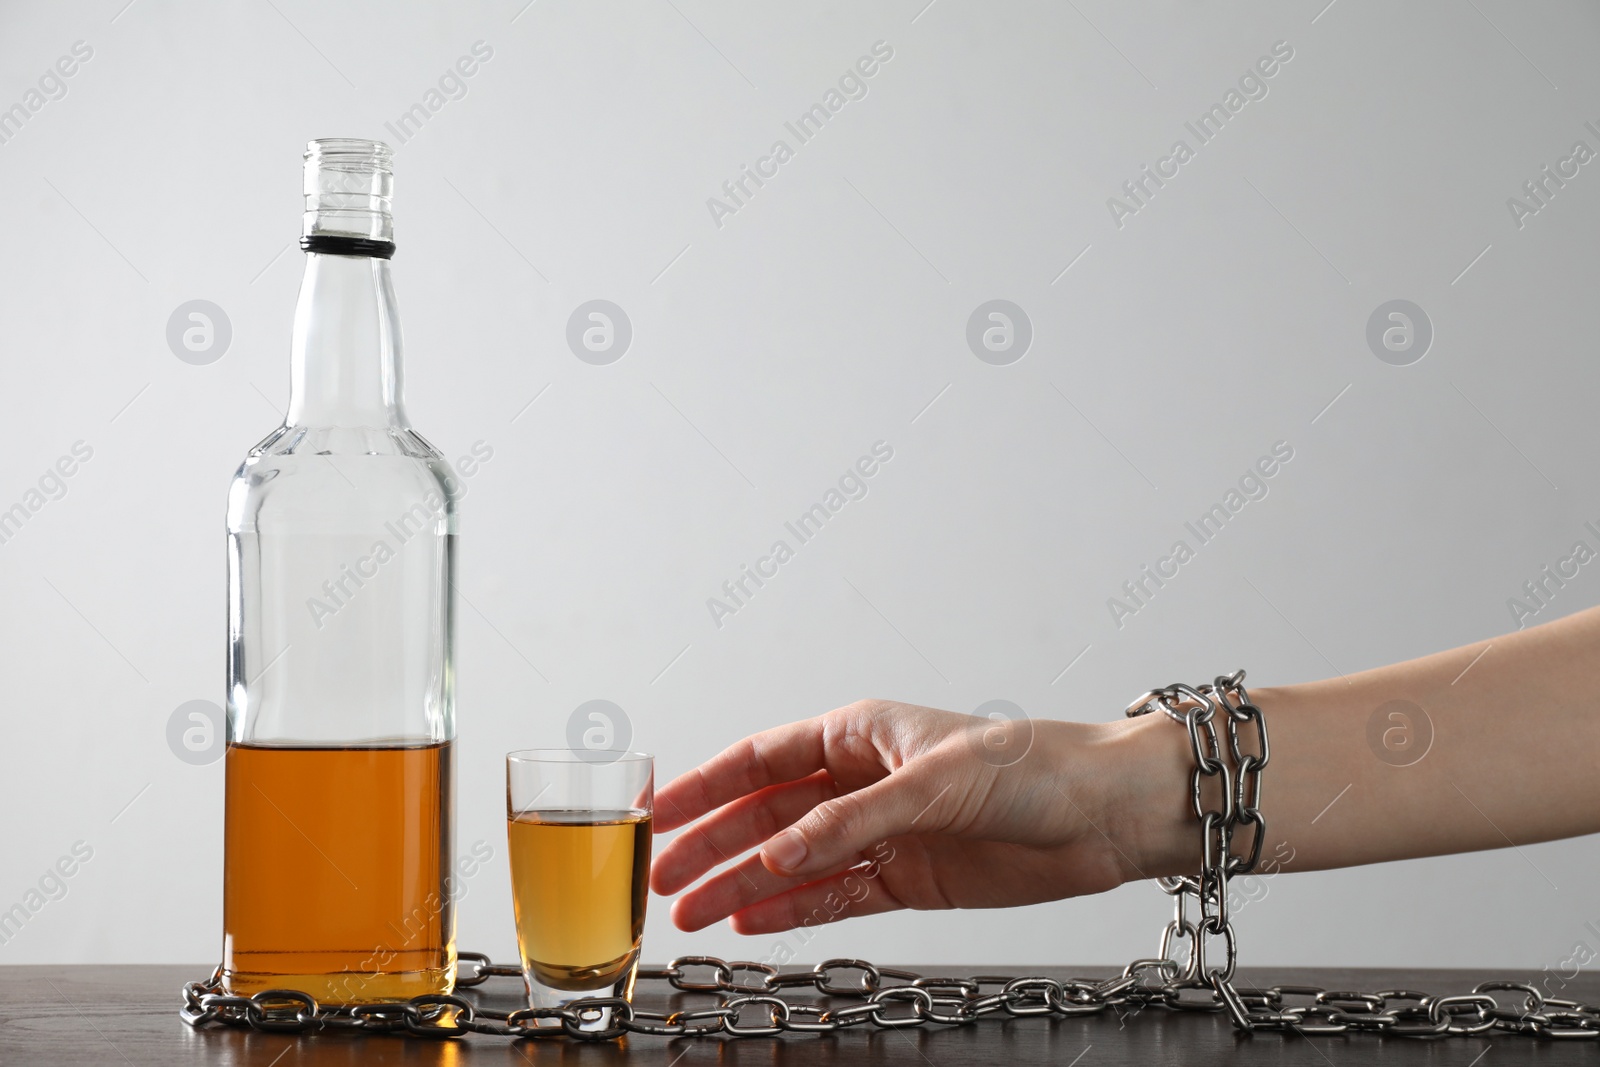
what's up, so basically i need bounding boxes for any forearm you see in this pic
[1118,606,1600,879]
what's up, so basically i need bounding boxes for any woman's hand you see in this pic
[650,699,1191,934]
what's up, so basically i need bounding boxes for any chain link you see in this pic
[178,669,1600,1042]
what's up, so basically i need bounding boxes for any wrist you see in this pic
[1097,712,1195,883]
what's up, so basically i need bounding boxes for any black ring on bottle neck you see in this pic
[300,234,396,259]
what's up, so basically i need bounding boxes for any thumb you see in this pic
[760,770,945,879]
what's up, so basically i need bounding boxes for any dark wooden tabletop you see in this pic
[2,963,1594,1065]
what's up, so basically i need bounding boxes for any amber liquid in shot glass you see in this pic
[507,810,652,994]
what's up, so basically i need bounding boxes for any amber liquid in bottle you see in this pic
[222,742,454,1002]
[507,810,652,993]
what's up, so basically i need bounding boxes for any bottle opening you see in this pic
[303,137,395,253]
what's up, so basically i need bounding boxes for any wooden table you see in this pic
[2,964,1594,1065]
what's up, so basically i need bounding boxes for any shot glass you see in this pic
[505,750,653,1028]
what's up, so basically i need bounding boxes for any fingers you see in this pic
[759,769,944,880]
[669,849,810,932]
[653,717,834,833]
[668,842,897,932]
[658,766,940,920]
[728,865,906,935]
[651,771,836,896]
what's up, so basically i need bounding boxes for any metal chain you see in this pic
[1123,668,1268,1028]
[178,669,1600,1042]
[178,951,1600,1041]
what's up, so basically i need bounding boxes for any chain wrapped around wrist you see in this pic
[1123,667,1268,1030]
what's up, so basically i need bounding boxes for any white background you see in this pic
[2,0,1599,974]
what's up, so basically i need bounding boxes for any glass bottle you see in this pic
[221,138,457,1003]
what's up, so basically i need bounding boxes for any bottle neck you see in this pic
[287,252,406,428]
